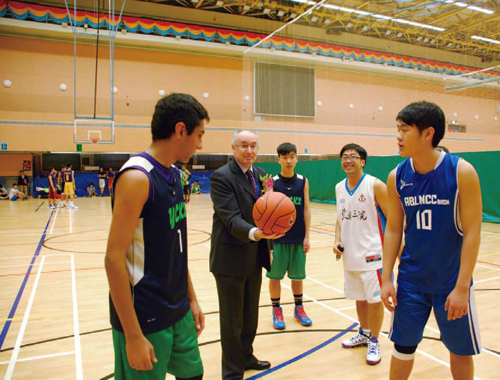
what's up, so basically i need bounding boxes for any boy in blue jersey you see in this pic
[105,93,209,380]
[267,142,312,329]
[381,101,482,380]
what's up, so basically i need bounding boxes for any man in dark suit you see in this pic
[210,130,283,380]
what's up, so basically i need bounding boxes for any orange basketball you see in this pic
[253,191,296,235]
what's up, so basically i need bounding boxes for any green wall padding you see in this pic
[256,151,500,223]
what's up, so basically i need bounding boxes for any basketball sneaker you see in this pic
[294,306,312,326]
[366,337,381,365]
[272,306,285,330]
[342,328,370,348]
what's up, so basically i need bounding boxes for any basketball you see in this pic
[253,191,296,235]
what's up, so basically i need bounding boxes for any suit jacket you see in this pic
[210,159,271,278]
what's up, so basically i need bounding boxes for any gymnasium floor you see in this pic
[0,194,499,379]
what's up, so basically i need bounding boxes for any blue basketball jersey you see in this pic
[49,172,57,186]
[396,151,463,294]
[109,152,190,334]
[273,173,306,244]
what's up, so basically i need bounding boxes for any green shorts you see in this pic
[112,310,203,379]
[266,243,306,280]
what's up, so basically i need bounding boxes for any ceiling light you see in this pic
[430,39,436,44]
[243,5,251,11]
[456,44,461,48]
[423,37,429,43]
[397,32,403,37]
[385,30,391,36]
[373,14,392,20]
[191,0,199,3]
[455,2,468,7]
[263,8,270,14]
[288,1,446,32]
[290,13,297,18]
[324,18,332,25]
[277,9,285,16]
[447,42,453,47]
[467,6,494,14]
[362,25,369,32]
[311,16,318,22]
[472,35,500,45]
[346,22,353,28]
[416,36,423,41]
[216,0,224,5]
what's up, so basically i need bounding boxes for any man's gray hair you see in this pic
[232,130,260,146]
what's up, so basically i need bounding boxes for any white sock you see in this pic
[361,328,371,337]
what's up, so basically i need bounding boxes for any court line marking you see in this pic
[477,263,500,272]
[0,210,54,350]
[0,266,103,279]
[0,253,73,260]
[291,279,484,377]
[69,208,73,234]
[0,351,74,366]
[478,252,500,258]
[71,254,84,380]
[0,233,64,237]
[0,261,73,269]
[49,207,59,235]
[306,276,344,295]
[4,255,46,379]
[474,276,500,284]
[247,322,358,380]
[308,275,499,360]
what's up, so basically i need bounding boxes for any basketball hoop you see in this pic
[90,137,100,144]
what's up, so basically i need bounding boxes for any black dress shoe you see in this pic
[246,360,271,371]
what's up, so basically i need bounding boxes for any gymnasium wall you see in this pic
[257,151,500,223]
[1,36,500,155]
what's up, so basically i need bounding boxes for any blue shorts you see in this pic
[389,283,481,356]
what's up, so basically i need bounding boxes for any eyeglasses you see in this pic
[341,154,361,162]
[235,144,259,151]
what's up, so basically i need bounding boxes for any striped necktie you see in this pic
[246,170,258,198]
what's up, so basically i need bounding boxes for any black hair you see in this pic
[151,93,209,141]
[340,143,368,162]
[99,167,104,172]
[277,142,297,156]
[20,170,24,173]
[396,101,445,147]
[437,145,450,153]
[49,167,54,172]
[66,162,72,169]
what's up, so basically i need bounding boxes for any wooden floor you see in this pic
[0,194,499,379]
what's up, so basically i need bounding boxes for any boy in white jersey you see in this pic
[381,101,482,380]
[334,143,387,365]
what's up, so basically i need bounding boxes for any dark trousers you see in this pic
[214,265,262,380]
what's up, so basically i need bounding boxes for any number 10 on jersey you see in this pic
[416,210,432,230]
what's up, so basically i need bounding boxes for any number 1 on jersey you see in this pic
[416,209,432,230]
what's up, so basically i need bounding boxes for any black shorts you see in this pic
[183,185,191,195]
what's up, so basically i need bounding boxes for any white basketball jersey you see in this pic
[335,174,384,271]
